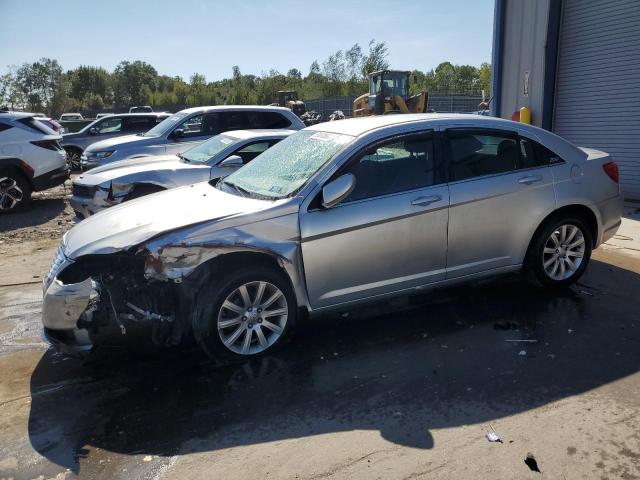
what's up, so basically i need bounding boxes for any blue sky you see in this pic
[0,0,494,80]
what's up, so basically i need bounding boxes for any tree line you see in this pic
[0,40,490,117]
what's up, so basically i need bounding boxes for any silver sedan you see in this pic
[42,114,622,359]
[69,129,295,218]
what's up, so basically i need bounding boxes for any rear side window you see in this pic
[233,141,274,164]
[247,111,291,129]
[0,122,12,133]
[447,130,518,181]
[17,117,55,135]
[519,137,564,168]
[123,116,157,131]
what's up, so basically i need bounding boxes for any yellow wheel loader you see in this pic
[276,90,306,116]
[352,70,428,117]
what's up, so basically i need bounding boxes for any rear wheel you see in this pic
[525,216,592,288]
[0,170,31,213]
[193,266,297,362]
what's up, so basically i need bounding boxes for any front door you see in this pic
[166,113,217,155]
[300,131,449,309]
[444,129,556,278]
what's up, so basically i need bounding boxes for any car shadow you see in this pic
[27,258,640,473]
[0,196,67,232]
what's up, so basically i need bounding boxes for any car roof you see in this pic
[176,105,296,115]
[108,112,170,118]
[0,111,37,121]
[223,129,297,140]
[306,113,548,137]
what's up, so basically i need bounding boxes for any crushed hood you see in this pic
[63,182,271,259]
[83,134,154,152]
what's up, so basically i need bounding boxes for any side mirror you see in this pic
[172,128,185,139]
[219,155,244,168]
[322,173,355,209]
[89,127,98,135]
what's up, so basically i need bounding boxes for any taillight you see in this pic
[603,161,619,183]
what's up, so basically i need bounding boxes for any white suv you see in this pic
[0,112,69,212]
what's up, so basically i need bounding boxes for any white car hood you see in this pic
[84,134,156,152]
[63,182,271,259]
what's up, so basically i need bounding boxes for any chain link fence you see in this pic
[304,93,485,119]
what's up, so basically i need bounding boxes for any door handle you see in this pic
[518,174,543,185]
[411,195,442,206]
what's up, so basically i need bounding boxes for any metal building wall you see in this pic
[553,0,640,199]
[498,0,550,126]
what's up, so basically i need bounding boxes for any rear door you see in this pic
[445,128,556,278]
[122,116,157,134]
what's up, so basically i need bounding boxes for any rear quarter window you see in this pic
[0,122,12,133]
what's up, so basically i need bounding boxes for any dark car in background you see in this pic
[61,112,171,169]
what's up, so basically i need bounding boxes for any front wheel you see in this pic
[525,217,592,288]
[193,266,297,362]
[65,148,82,171]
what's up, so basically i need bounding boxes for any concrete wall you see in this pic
[497,0,550,127]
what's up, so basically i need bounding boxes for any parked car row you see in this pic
[41,113,622,363]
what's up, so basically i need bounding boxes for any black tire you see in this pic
[0,170,31,213]
[64,148,82,171]
[524,215,593,289]
[192,266,297,363]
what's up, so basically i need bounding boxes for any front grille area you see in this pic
[72,184,95,198]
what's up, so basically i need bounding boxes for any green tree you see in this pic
[361,40,389,76]
[113,60,157,107]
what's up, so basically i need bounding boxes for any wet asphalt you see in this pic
[1,249,640,479]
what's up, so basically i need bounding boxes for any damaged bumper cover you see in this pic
[42,277,100,353]
[70,182,133,218]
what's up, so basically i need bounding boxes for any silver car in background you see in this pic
[62,113,171,169]
[42,114,622,359]
[80,106,305,169]
[70,129,295,218]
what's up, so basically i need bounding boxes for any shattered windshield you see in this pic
[181,134,240,163]
[220,130,353,199]
[141,112,188,137]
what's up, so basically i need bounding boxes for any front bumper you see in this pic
[42,276,99,353]
[32,164,71,191]
[70,189,123,218]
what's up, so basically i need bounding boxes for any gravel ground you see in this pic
[0,177,76,246]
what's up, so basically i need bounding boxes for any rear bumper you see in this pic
[33,164,70,191]
[597,194,624,246]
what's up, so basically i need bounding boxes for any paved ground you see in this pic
[1,201,640,479]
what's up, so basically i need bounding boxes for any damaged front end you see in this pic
[70,181,134,218]
[42,246,190,355]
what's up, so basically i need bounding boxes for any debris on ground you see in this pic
[518,350,527,356]
[504,339,538,343]
[328,110,345,121]
[300,110,322,126]
[485,425,502,443]
[579,290,594,296]
[524,452,541,473]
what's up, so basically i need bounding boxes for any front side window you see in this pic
[221,130,354,199]
[343,133,436,202]
[447,130,519,181]
[97,117,122,134]
[180,114,204,137]
[142,112,189,137]
[233,141,273,163]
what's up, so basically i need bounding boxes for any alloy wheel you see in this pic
[0,177,24,211]
[542,224,585,281]
[217,281,288,355]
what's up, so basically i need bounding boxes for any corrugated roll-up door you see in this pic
[554,0,640,199]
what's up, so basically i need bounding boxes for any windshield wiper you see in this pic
[219,179,249,198]
[177,153,190,163]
